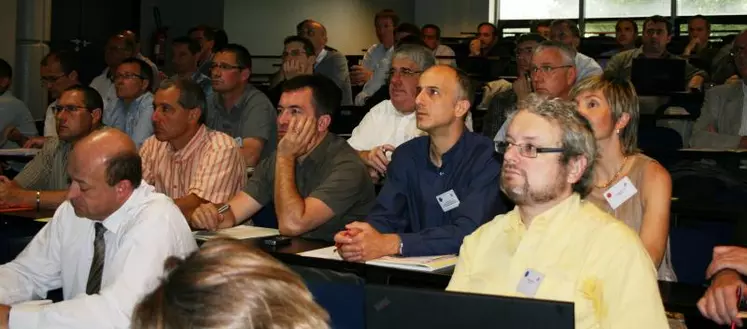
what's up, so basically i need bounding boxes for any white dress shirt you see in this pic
[0,181,197,328]
[347,99,474,151]
[44,100,57,137]
[89,69,118,114]
[434,44,456,67]
[739,82,747,136]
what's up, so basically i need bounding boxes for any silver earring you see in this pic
[615,129,620,134]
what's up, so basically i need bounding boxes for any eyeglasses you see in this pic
[386,68,423,79]
[40,74,67,85]
[530,65,573,74]
[52,105,91,114]
[495,141,564,158]
[210,62,244,71]
[282,49,306,58]
[113,73,145,81]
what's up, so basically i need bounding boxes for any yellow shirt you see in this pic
[447,194,668,329]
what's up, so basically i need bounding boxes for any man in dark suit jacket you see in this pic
[296,20,353,105]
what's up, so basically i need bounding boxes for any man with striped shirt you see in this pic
[140,78,245,218]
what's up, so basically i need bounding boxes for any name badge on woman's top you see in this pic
[436,190,460,212]
[603,176,638,210]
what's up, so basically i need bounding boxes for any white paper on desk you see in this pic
[0,148,40,156]
[298,246,458,272]
[679,148,747,153]
[194,225,279,241]
[35,217,52,223]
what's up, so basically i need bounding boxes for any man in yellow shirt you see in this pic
[446,94,668,329]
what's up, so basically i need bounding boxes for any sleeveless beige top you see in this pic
[586,154,677,282]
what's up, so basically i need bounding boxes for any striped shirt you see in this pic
[14,137,72,191]
[140,125,245,203]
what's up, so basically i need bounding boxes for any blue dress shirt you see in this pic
[367,131,506,257]
[104,92,154,148]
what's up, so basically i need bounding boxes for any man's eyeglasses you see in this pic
[210,62,244,71]
[40,74,67,85]
[494,141,564,158]
[386,68,423,79]
[282,49,306,58]
[52,105,91,114]
[113,73,145,81]
[530,65,573,74]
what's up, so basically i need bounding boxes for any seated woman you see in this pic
[570,73,676,282]
[132,238,330,329]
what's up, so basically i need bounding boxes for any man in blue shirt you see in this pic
[105,57,154,148]
[335,65,505,260]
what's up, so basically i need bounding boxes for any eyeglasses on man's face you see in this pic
[494,141,564,158]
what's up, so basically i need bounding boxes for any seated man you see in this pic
[106,57,155,148]
[191,75,376,241]
[0,128,196,328]
[549,19,603,82]
[0,58,38,148]
[690,29,747,149]
[335,65,505,260]
[446,95,669,328]
[170,36,212,100]
[140,78,245,218]
[0,85,103,210]
[296,19,353,105]
[132,238,330,329]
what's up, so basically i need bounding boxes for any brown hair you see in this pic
[132,238,329,329]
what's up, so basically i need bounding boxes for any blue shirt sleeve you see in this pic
[132,101,154,148]
[366,149,410,234]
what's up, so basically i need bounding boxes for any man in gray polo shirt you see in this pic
[0,59,38,149]
[0,85,103,210]
[191,75,375,241]
[207,44,277,167]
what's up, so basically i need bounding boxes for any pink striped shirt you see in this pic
[140,125,245,203]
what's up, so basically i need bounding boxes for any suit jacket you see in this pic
[315,47,353,105]
[690,82,744,148]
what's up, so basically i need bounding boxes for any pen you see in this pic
[217,204,230,214]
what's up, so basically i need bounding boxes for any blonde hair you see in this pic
[132,238,330,329]
[570,73,640,155]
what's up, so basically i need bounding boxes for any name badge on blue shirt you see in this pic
[436,189,460,212]
[234,136,243,148]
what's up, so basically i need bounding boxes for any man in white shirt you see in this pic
[0,128,197,329]
[421,24,456,66]
[348,44,472,180]
[90,34,136,114]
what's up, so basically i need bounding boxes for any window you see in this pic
[499,0,579,20]
[677,0,747,17]
[585,0,670,19]
[585,20,645,37]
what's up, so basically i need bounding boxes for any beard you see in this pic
[500,164,567,206]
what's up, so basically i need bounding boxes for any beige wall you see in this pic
[0,0,17,93]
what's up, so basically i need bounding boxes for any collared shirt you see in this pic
[206,85,278,161]
[104,92,154,148]
[367,132,505,257]
[0,90,39,147]
[244,133,376,241]
[44,100,57,137]
[347,99,474,151]
[89,69,117,114]
[0,182,197,328]
[740,82,747,136]
[574,52,603,82]
[355,47,393,106]
[171,72,213,101]
[140,125,245,203]
[362,44,390,71]
[447,194,669,329]
[13,137,71,191]
[434,44,456,67]
[315,48,328,68]
[604,47,708,84]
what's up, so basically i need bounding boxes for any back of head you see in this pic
[550,19,580,38]
[392,44,437,72]
[395,23,422,39]
[132,238,330,329]
[213,29,229,50]
[188,25,216,41]
[216,43,253,71]
[396,35,428,48]
[281,75,341,118]
[172,36,201,55]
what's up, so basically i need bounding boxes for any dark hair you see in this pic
[63,84,104,111]
[105,151,142,188]
[216,43,252,71]
[550,19,581,38]
[451,66,475,103]
[396,35,428,48]
[283,35,315,56]
[281,75,341,118]
[119,57,153,90]
[110,34,137,53]
[188,25,216,41]
[477,22,497,36]
[172,36,201,55]
[158,78,207,124]
[296,19,314,35]
[689,15,711,31]
[516,33,547,45]
[421,24,441,39]
[0,58,12,79]
[375,9,399,27]
[531,20,551,32]
[395,23,422,39]
[213,29,229,50]
[643,15,672,36]
[616,19,639,36]
[42,50,80,76]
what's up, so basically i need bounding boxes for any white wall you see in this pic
[224,0,414,74]
[414,0,490,38]
[0,0,17,92]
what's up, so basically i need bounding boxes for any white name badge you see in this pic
[234,136,243,148]
[436,189,460,212]
[516,269,545,297]
[603,176,638,210]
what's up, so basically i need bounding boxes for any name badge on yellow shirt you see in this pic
[603,176,638,210]
[436,189,460,212]
[517,269,545,297]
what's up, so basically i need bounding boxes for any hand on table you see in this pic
[334,222,399,262]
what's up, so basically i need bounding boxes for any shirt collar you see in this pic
[302,133,334,167]
[119,92,151,110]
[425,131,470,172]
[170,124,208,160]
[215,85,253,112]
[99,181,152,234]
[507,193,582,233]
[315,48,328,67]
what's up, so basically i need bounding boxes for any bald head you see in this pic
[297,19,328,54]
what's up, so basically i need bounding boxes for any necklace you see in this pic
[595,156,628,189]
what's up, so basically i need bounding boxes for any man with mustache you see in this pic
[447,95,669,329]
[0,85,103,210]
[206,44,277,167]
[139,78,245,219]
[335,65,504,260]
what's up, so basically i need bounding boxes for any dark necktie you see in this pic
[86,222,107,295]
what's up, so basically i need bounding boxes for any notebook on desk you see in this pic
[298,246,457,272]
[193,225,279,241]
